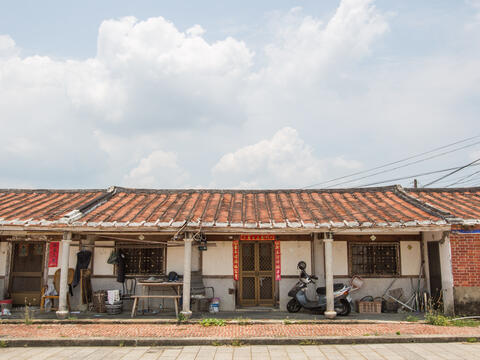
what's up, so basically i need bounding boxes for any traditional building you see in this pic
[0,185,476,317]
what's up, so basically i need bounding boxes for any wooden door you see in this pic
[427,241,442,307]
[239,241,275,306]
[9,242,45,305]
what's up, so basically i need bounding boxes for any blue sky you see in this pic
[0,0,480,189]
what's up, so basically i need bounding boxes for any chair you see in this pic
[40,268,74,311]
[190,271,214,312]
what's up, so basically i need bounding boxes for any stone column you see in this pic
[323,232,336,319]
[56,232,71,319]
[439,232,455,316]
[181,234,193,318]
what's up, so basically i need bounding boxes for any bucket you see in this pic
[209,297,220,313]
[350,276,364,290]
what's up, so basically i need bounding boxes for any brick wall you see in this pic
[450,225,480,287]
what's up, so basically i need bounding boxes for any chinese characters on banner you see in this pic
[232,240,239,281]
[239,234,275,241]
[48,242,59,267]
[274,240,281,280]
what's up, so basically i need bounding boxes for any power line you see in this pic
[324,140,480,188]
[352,164,480,188]
[302,134,480,189]
[445,169,480,187]
[423,158,480,187]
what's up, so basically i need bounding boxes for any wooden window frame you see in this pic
[348,241,400,278]
[115,242,167,277]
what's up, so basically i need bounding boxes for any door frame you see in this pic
[8,241,46,305]
[238,240,275,307]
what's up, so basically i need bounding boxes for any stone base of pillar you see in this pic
[56,310,69,320]
[324,310,337,319]
[180,310,192,319]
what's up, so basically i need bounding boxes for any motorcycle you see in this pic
[286,261,353,316]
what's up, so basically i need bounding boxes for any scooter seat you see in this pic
[316,283,345,295]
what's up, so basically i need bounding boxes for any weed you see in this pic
[24,298,34,325]
[119,341,124,347]
[177,313,186,323]
[201,318,226,327]
[283,319,293,325]
[466,337,477,343]
[363,333,371,336]
[396,331,401,335]
[0,340,7,348]
[405,315,419,322]
[36,325,42,329]
[211,341,222,347]
[451,319,480,327]
[234,317,251,325]
[68,316,78,321]
[299,340,318,345]
[425,313,450,326]
[231,340,244,347]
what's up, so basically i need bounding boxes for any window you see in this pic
[118,245,166,276]
[350,242,399,276]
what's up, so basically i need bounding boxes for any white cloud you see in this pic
[212,127,362,188]
[0,0,479,189]
[123,150,189,188]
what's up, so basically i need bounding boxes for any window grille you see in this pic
[350,242,399,276]
[117,245,166,276]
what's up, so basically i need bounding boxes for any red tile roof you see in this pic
[0,186,461,230]
[407,188,480,224]
[0,189,108,226]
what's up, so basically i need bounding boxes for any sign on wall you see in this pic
[239,234,275,241]
[232,240,239,281]
[274,240,281,280]
[48,242,59,267]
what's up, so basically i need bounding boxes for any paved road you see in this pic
[0,343,479,359]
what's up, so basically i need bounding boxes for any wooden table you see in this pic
[131,281,183,318]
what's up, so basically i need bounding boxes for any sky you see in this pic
[1,0,480,189]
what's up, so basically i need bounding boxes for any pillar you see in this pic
[323,232,336,319]
[56,232,71,319]
[181,233,193,318]
[439,232,455,315]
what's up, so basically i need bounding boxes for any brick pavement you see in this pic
[1,323,480,339]
[1,343,480,359]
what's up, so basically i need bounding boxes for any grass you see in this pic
[0,340,7,348]
[466,337,478,343]
[425,313,480,327]
[177,313,186,323]
[234,317,252,325]
[231,340,244,347]
[299,340,318,345]
[211,341,222,346]
[200,318,226,327]
[405,315,419,322]
[283,319,293,325]
[396,331,401,335]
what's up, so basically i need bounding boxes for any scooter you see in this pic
[286,261,353,316]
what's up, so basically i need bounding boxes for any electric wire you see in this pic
[323,140,480,189]
[302,134,480,189]
[351,164,480,188]
[423,157,480,187]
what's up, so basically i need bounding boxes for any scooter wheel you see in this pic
[335,299,351,316]
[287,299,302,313]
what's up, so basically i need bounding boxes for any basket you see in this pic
[357,300,382,313]
[93,291,107,313]
[105,300,123,315]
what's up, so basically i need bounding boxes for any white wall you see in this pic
[202,242,233,276]
[400,241,421,276]
[93,241,114,276]
[333,241,348,276]
[166,244,200,275]
[0,242,7,276]
[281,241,311,275]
